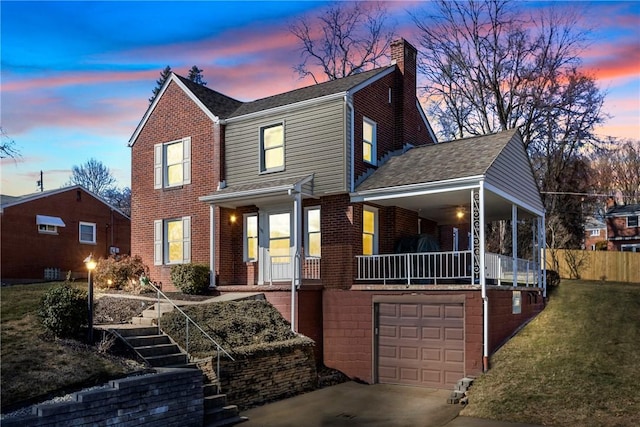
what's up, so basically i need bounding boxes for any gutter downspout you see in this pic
[345,95,355,192]
[209,204,216,288]
[542,213,547,298]
[480,181,489,372]
[290,187,303,333]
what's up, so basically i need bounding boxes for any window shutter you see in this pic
[182,137,191,185]
[154,143,163,189]
[182,216,191,263]
[154,220,163,265]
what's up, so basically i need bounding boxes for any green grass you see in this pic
[1,282,141,410]
[462,280,640,427]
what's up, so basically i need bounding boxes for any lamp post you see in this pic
[84,254,97,343]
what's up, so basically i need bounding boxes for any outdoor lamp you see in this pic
[456,208,465,220]
[84,254,97,343]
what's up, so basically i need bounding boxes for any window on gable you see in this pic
[79,222,96,244]
[363,118,377,165]
[590,229,601,237]
[260,123,284,173]
[362,206,378,255]
[305,207,321,258]
[153,217,191,265]
[244,214,258,262]
[627,216,639,228]
[154,137,191,189]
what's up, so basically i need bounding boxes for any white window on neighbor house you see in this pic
[627,215,639,228]
[362,206,378,256]
[154,137,191,189]
[36,215,65,235]
[154,217,191,265]
[305,207,321,258]
[621,244,640,253]
[79,222,96,244]
[244,214,258,262]
[260,123,285,173]
[363,117,377,165]
[590,229,601,237]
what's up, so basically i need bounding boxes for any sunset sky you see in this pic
[1,1,639,197]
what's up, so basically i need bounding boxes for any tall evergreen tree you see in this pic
[149,65,172,104]
[187,65,207,85]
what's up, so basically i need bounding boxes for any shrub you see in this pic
[170,264,210,295]
[546,270,561,289]
[93,255,149,292]
[38,283,88,338]
[595,241,608,251]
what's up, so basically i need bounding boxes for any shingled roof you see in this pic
[174,74,243,119]
[227,66,394,118]
[356,129,519,191]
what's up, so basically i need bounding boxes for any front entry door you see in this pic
[259,211,293,284]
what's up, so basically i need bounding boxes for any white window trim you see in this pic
[38,224,58,234]
[79,221,97,244]
[589,229,601,237]
[244,213,258,262]
[153,217,191,265]
[304,206,321,258]
[363,117,377,166]
[363,205,379,255]
[154,137,191,189]
[259,122,285,174]
[512,290,522,314]
[626,215,639,228]
[621,244,640,252]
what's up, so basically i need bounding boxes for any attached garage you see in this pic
[375,296,465,388]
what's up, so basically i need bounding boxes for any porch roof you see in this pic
[199,174,314,208]
[352,130,544,222]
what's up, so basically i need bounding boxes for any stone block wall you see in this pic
[2,368,203,427]
[196,338,317,410]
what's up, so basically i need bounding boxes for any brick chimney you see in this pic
[391,38,419,148]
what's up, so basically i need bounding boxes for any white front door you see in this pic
[259,210,293,284]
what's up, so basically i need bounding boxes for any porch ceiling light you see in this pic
[456,208,465,220]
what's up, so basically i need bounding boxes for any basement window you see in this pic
[512,290,522,314]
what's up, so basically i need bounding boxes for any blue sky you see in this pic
[1,1,639,196]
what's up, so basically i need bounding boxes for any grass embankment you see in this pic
[462,280,640,427]
[0,282,140,411]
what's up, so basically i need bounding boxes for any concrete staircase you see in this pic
[130,302,175,326]
[110,326,247,426]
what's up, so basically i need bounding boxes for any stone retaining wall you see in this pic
[1,368,203,427]
[196,338,317,409]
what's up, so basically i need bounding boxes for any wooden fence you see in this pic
[546,249,640,283]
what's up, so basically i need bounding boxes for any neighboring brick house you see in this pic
[605,204,640,252]
[0,185,130,283]
[583,216,607,250]
[129,39,546,388]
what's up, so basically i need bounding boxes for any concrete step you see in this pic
[125,334,172,347]
[140,303,175,318]
[145,353,189,367]
[204,415,248,427]
[205,405,240,423]
[111,326,159,337]
[203,383,221,396]
[135,343,181,357]
[204,394,227,410]
[131,316,156,326]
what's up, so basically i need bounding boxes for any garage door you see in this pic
[377,302,464,388]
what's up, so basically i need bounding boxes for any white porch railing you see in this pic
[356,251,539,286]
[268,255,321,284]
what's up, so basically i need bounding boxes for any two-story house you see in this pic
[1,185,131,283]
[130,39,547,388]
[606,203,640,252]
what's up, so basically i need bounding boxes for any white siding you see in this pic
[225,98,346,195]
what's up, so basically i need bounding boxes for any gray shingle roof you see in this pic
[606,204,640,216]
[228,66,393,118]
[174,74,243,119]
[356,129,519,191]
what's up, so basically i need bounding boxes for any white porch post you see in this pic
[209,204,216,288]
[291,190,303,332]
[512,204,518,288]
[480,181,489,372]
[541,215,547,297]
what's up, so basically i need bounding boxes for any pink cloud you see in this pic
[2,69,159,93]
[583,42,640,81]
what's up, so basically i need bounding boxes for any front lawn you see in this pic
[462,280,640,427]
[0,282,144,411]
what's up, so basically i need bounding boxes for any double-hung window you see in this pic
[363,118,377,165]
[362,206,378,255]
[260,123,284,173]
[154,217,191,265]
[79,222,96,244]
[154,137,191,189]
[244,214,258,262]
[305,207,321,258]
[627,216,639,228]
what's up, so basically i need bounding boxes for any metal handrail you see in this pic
[140,276,234,392]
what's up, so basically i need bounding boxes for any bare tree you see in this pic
[412,0,607,248]
[66,158,117,196]
[589,138,640,206]
[290,2,395,83]
[103,186,131,217]
[0,126,20,159]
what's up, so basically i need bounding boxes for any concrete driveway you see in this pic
[240,382,544,427]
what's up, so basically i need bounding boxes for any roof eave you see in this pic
[351,175,484,203]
